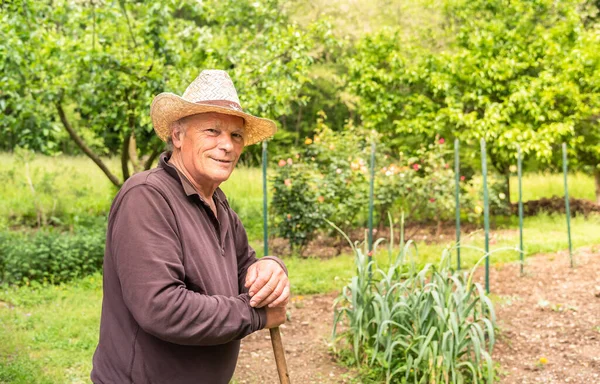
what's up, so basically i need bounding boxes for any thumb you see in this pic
[245,264,259,290]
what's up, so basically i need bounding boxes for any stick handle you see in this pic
[269,327,290,384]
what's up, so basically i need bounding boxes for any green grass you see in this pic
[0,153,117,229]
[220,166,265,242]
[0,275,102,383]
[509,172,595,202]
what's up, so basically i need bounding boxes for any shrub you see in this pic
[332,219,496,383]
[0,224,106,286]
[270,159,325,254]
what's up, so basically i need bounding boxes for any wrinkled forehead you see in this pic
[181,112,245,132]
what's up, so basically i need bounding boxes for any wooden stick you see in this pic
[269,327,290,384]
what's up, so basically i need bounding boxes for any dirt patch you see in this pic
[513,197,600,217]
[234,247,600,383]
[233,294,356,383]
[486,247,600,383]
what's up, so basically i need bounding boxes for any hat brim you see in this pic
[150,92,277,146]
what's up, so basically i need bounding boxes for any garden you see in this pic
[2,0,600,383]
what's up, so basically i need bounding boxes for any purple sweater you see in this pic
[91,153,286,384]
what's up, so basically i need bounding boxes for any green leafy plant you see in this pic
[0,224,106,286]
[270,159,324,254]
[332,216,496,383]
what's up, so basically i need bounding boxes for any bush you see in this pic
[271,159,325,254]
[0,224,106,286]
[332,220,496,383]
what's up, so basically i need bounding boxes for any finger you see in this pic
[249,275,277,307]
[248,268,274,297]
[245,264,258,290]
[254,279,285,308]
[268,283,290,308]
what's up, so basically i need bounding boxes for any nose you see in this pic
[218,133,234,152]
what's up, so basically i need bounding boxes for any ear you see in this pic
[171,121,185,149]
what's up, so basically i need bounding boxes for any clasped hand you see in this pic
[244,259,290,308]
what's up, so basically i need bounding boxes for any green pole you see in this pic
[262,141,269,257]
[368,141,375,262]
[517,145,524,276]
[454,139,461,270]
[562,143,573,268]
[481,139,491,293]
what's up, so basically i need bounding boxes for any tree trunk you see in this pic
[143,145,162,170]
[595,169,600,205]
[121,133,131,181]
[505,170,511,205]
[56,103,122,188]
[128,131,142,173]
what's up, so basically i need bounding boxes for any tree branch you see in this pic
[143,143,163,170]
[56,102,122,187]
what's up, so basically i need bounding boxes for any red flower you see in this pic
[412,163,420,171]
[429,198,436,203]
[444,163,449,169]
[439,138,445,145]
[460,175,465,181]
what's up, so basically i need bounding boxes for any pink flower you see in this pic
[460,175,465,181]
[287,158,293,165]
[429,198,436,203]
[284,179,292,187]
[412,163,420,171]
[444,163,449,169]
[278,159,286,167]
[317,196,325,203]
[439,138,445,145]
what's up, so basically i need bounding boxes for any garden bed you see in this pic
[234,247,600,383]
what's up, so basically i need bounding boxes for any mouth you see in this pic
[210,157,234,164]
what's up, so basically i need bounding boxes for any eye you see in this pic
[205,128,219,135]
[232,132,244,141]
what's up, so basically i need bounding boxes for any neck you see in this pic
[169,151,218,203]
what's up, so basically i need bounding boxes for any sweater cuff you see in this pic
[241,293,267,332]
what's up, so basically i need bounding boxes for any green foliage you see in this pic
[332,220,496,383]
[0,0,321,183]
[270,159,324,254]
[377,138,467,226]
[306,114,372,230]
[345,0,600,202]
[0,225,105,286]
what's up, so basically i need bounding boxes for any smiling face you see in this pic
[170,112,245,198]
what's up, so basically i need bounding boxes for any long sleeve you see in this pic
[109,185,265,346]
[230,210,288,294]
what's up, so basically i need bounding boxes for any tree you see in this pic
[346,0,595,203]
[1,0,319,186]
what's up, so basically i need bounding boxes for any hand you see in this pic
[245,259,290,308]
[264,305,286,329]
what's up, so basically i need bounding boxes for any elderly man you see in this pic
[91,70,289,384]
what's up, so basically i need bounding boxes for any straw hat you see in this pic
[150,70,277,146]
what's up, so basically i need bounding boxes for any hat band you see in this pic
[193,99,244,113]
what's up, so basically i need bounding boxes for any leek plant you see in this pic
[332,216,496,383]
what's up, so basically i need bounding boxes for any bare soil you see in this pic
[234,247,600,383]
